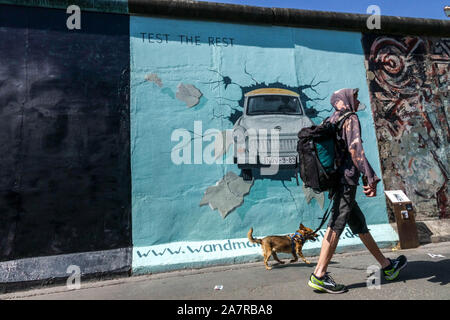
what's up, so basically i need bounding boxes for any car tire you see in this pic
[242,169,253,181]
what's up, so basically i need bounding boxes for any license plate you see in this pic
[260,156,296,165]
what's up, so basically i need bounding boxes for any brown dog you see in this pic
[247,223,319,270]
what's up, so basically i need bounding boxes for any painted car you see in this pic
[233,88,314,180]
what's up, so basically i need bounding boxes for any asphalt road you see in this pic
[2,242,449,300]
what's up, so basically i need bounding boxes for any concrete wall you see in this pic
[0,4,131,285]
[0,0,448,286]
[130,16,396,274]
[1,0,128,13]
[362,34,449,220]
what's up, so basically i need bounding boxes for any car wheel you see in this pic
[242,169,253,181]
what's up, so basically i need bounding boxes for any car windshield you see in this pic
[247,95,303,115]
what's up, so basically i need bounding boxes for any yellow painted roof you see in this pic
[245,88,299,97]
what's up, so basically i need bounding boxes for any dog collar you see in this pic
[290,232,305,243]
[290,232,305,255]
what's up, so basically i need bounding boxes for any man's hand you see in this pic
[363,182,378,197]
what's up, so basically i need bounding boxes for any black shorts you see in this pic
[327,184,369,236]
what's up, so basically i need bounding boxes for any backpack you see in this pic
[297,111,355,193]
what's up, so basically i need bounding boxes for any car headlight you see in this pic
[233,126,248,155]
[233,126,246,144]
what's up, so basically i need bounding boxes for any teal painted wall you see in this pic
[130,16,394,272]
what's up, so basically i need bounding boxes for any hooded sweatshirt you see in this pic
[328,88,380,186]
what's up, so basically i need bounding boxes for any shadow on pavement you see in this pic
[268,261,339,270]
[400,259,450,285]
[346,259,450,290]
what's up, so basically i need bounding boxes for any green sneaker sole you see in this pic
[308,280,327,292]
[308,280,347,294]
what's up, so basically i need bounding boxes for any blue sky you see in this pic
[197,0,450,20]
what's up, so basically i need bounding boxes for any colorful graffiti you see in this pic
[363,35,449,220]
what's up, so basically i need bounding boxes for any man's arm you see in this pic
[342,115,381,188]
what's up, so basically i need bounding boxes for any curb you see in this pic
[390,219,450,245]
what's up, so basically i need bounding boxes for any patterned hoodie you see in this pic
[328,88,380,186]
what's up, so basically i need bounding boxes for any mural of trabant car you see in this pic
[233,88,314,181]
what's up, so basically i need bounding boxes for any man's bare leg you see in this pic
[359,232,391,268]
[313,227,340,278]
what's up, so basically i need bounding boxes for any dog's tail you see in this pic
[247,228,262,245]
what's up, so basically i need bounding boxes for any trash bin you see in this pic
[385,190,420,249]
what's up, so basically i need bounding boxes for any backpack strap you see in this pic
[336,111,363,143]
[333,111,357,167]
[321,116,331,125]
[336,111,356,131]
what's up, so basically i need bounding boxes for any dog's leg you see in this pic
[290,251,298,263]
[297,250,311,264]
[263,248,272,270]
[272,252,285,265]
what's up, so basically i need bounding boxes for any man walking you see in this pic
[308,88,407,294]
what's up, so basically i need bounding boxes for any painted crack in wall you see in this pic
[140,66,330,219]
[197,69,330,218]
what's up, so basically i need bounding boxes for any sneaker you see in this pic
[308,273,347,294]
[383,255,407,281]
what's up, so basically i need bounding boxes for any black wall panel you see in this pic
[0,5,131,261]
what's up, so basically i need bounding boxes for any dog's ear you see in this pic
[300,223,305,229]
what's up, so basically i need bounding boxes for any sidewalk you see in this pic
[1,241,449,300]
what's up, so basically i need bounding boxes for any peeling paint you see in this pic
[145,73,163,87]
[199,172,253,219]
[302,185,325,209]
[176,83,203,108]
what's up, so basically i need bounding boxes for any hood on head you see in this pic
[330,88,359,112]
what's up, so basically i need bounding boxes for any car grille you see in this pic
[248,135,298,153]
